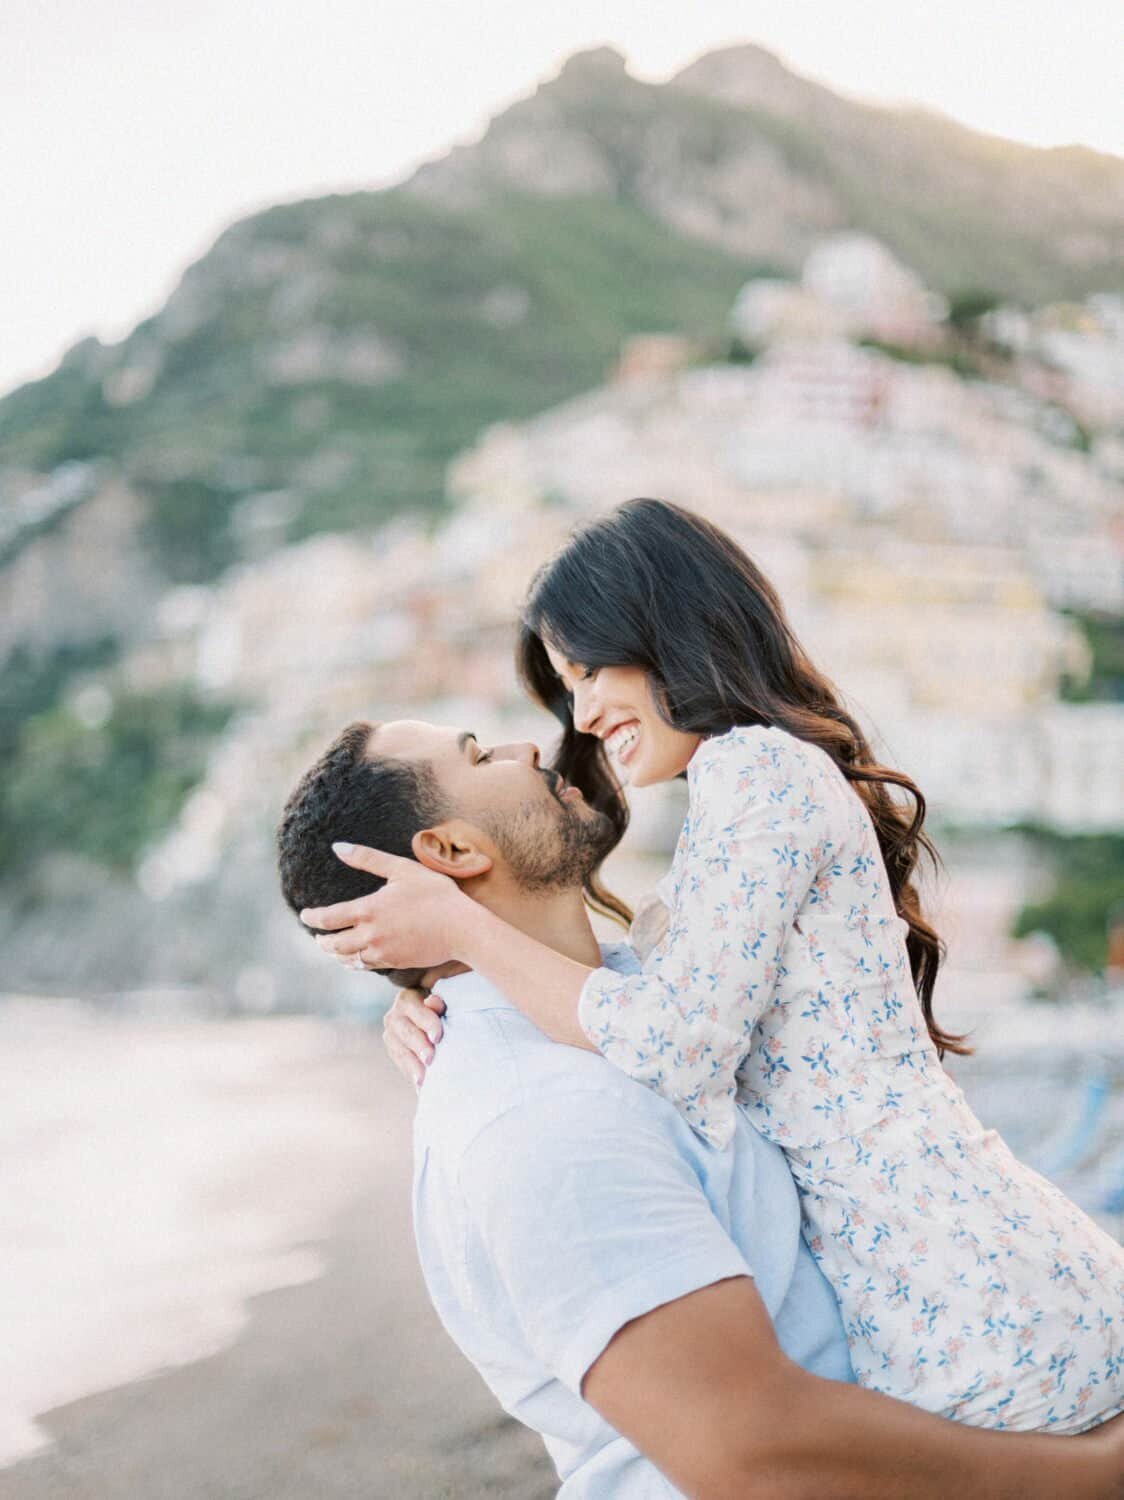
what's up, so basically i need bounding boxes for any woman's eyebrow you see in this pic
[456,730,478,757]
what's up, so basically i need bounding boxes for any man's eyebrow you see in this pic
[456,730,477,757]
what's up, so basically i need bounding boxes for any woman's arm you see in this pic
[451,901,596,1047]
[577,729,838,1145]
[306,730,837,1140]
[302,843,596,1047]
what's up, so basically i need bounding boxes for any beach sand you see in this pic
[0,1004,555,1500]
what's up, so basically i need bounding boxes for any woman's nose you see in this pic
[572,683,600,736]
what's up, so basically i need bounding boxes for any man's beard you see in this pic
[484,793,617,895]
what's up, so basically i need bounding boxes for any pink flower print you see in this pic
[944,1337,964,1363]
[912,1239,929,1259]
[912,1316,925,1335]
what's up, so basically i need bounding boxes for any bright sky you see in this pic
[2,0,1122,399]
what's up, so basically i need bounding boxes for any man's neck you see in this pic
[472,882,603,970]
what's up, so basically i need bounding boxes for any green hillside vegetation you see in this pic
[0,192,758,582]
[1013,829,1124,975]
[0,650,233,886]
[1061,614,1124,703]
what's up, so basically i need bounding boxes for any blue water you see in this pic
[950,1040,1124,1241]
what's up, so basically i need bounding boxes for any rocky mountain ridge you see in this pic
[412,44,1124,295]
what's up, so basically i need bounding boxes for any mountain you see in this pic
[2,45,1122,584]
[1,42,1122,963]
[413,45,1124,299]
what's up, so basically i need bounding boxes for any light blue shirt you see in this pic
[412,942,855,1497]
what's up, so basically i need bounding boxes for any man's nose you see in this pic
[493,741,541,767]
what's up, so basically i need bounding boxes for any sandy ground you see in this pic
[0,1003,555,1500]
[2,983,1118,1500]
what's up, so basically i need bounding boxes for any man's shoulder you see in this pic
[414,1002,685,1175]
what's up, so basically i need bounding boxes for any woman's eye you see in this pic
[580,666,599,681]
[476,750,494,765]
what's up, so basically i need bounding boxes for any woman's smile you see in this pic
[604,720,641,766]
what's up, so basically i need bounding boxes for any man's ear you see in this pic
[412,825,493,880]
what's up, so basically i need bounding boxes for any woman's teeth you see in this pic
[605,723,640,762]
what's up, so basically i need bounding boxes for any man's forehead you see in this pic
[369,719,466,761]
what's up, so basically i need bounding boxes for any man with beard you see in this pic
[278,722,1124,1499]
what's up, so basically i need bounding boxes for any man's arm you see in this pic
[583,1274,1123,1500]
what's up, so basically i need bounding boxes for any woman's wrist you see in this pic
[446,888,487,963]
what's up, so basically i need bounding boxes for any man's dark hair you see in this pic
[276,721,447,988]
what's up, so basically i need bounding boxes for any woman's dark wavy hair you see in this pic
[518,497,968,1059]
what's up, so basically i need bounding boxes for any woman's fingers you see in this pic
[393,988,444,1045]
[381,987,444,1087]
[299,895,374,932]
[316,928,369,959]
[383,1031,425,1088]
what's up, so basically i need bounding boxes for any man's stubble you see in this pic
[484,794,617,896]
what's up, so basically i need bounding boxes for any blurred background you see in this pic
[1,3,1122,1494]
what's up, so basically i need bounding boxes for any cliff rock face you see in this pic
[0,478,165,662]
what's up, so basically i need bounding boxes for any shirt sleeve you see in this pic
[579,728,839,1149]
[457,1086,753,1396]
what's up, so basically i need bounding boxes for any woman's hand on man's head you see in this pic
[300,842,472,972]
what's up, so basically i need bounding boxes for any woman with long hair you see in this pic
[307,498,1124,1433]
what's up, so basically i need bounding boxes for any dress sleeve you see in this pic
[579,728,839,1149]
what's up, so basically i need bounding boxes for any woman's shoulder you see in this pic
[690,723,830,783]
[689,724,846,829]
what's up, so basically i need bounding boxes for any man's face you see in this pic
[370,720,616,892]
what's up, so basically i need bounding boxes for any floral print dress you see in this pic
[579,726,1124,1432]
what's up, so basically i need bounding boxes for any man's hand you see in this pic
[300,843,472,972]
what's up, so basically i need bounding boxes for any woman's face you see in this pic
[542,640,701,789]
